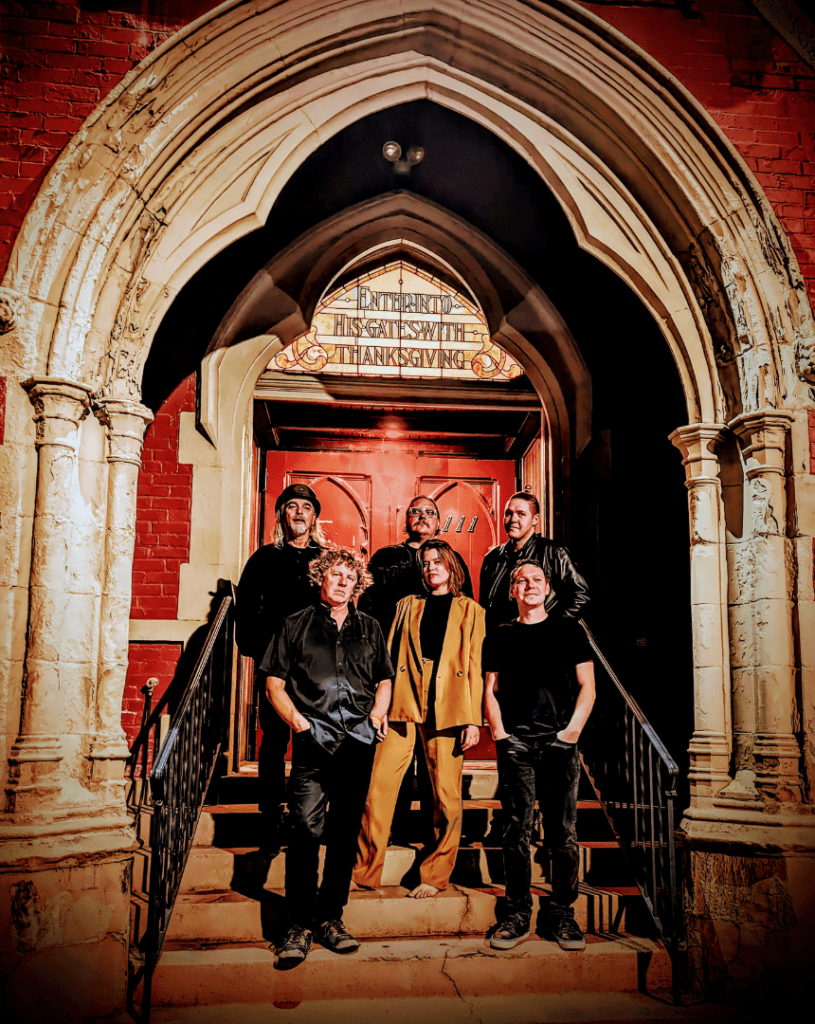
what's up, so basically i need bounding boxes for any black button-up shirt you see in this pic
[261,602,394,753]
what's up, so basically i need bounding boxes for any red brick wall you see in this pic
[0,1,219,275]
[586,0,815,300]
[1,2,813,306]
[131,373,194,619]
[121,640,182,756]
[810,410,815,475]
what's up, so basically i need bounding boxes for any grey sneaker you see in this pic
[551,911,585,951]
[315,918,360,954]
[276,925,312,968]
[489,913,531,950]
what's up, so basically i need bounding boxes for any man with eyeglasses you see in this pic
[359,495,473,635]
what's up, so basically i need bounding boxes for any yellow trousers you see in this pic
[354,720,464,891]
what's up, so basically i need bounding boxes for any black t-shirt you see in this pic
[419,592,454,664]
[482,616,593,740]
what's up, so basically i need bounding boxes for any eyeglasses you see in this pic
[407,507,439,518]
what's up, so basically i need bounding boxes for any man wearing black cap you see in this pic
[235,483,326,854]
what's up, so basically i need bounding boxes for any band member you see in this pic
[359,495,473,636]
[483,560,595,951]
[359,495,474,840]
[479,491,589,631]
[235,483,325,854]
[263,548,393,968]
[354,539,485,898]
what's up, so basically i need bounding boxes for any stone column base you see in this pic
[0,851,132,1023]
[684,831,815,1005]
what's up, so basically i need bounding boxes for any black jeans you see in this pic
[285,732,376,927]
[497,734,581,918]
[258,693,290,829]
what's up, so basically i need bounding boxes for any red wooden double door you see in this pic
[260,444,517,761]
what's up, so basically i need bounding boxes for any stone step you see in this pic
[192,799,608,848]
[166,883,626,944]
[179,838,626,895]
[148,933,668,1007]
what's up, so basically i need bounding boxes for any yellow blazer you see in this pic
[387,594,485,730]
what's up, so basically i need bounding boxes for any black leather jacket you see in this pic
[479,534,589,630]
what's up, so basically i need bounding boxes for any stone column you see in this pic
[5,377,92,816]
[670,424,732,806]
[729,409,801,804]
[89,399,153,802]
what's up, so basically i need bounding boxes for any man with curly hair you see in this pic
[262,547,394,969]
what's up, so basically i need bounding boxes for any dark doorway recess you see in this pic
[143,97,694,798]
[145,100,650,414]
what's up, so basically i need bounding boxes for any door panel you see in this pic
[290,472,371,557]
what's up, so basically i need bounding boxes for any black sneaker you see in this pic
[489,913,531,950]
[275,925,312,968]
[551,911,585,951]
[315,918,360,954]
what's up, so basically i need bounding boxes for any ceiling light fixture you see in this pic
[382,141,425,174]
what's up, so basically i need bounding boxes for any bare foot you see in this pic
[349,880,376,892]
[407,883,440,899]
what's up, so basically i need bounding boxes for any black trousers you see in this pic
[257,693,290,829]
[497,734,581,918]
[285,733,376,927]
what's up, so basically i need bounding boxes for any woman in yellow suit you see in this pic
[354,538,486,898]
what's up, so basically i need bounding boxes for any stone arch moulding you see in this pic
[199,192,586,507]
[2,0,812,424]
[1,0,813,834]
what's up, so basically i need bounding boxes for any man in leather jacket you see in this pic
[235,483,325,855]
[479,491,589,631]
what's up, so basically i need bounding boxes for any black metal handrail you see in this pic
[579,621,686,1004]
[138,590,234,1022]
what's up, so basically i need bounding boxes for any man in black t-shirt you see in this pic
[483,559,595,952]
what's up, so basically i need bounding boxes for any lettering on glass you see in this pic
[269,261,524,382]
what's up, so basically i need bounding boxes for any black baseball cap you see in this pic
[275,484,321,517]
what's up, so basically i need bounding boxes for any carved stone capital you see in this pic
[669,423,728,485]
[22,377,93,449]
[0,286,22,334]
[729,409,794,479]
[94,398,154,466]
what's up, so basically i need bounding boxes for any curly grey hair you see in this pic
[308,547,373,598]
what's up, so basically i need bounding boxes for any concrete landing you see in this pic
[130,992,755,1024]
[149,932,668,1007]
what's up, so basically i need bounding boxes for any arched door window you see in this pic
[270,261,524,382]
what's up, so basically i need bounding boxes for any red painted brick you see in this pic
[22,34,76,53]
[131,375,195,620]
[122,641,183,750]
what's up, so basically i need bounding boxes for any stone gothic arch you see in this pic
[1,0,813,1010]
